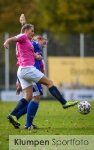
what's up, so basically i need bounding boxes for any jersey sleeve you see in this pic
[15,34,26,43]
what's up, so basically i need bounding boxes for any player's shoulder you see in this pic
[31,41,39,45]
[15,33,25,39]
[31,41,40,49]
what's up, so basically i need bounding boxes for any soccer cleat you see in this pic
[63,100,78,109]
[7,115,20,129]
[25,124,38,130]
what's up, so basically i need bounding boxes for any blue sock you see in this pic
[16,103,28,120]
[10,98,28,116]
[49,86,66,105]
[26,101,39,127]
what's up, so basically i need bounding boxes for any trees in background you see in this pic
[0,0,94,89]
[0,0,94,34]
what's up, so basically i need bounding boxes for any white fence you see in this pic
[0,91,21,101]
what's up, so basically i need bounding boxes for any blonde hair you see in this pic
[21,24,34,33]
[32,35,48,41]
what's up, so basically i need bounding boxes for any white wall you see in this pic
[64,89,94,101]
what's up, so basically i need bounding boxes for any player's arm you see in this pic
[19,14,26,26]
[16,76,22,95]
[40,59,46,74]
[4,34,26,49]
[3,37,17,49]
[34,52,43,60]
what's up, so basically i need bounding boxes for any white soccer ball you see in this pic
[78,101,91,114]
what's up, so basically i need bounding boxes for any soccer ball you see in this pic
[78,101,91,114]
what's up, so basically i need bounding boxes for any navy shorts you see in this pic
[33,83,43,96]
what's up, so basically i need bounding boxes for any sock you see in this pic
[49,86,66,105]
[16,103,28,120]
[26,100,39,127]
[10,98,28,116]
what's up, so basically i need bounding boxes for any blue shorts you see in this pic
[33,83,43,96]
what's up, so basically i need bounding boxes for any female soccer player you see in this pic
[4,24,78,129]
[11,35,47,129]
[7,14,47,129]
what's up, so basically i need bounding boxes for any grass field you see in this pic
[0,100,94,150]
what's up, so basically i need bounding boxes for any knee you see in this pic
[47,80,53,88]
[24,93,32,101]
[33,96,41,103]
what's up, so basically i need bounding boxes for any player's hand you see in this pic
[16,82,22,95]
[3,42,9,49]
[19,14,26,25]
[37,55,43,60]
[35,52,43,60]
[16,86,22,95]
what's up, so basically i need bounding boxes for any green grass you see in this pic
[0,101,94,150]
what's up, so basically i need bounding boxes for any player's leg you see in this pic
[25,96,40,129]
[26,66,78,109]
[14,77,28,119]
[25,83,43,129]
[10,86,32,116]
[16,83,41,125]
[26,67,65,105]
[15,83,42,129]
[8,86,33,128]
[8,67,41,129]
[16,82,42,119]
[9,77,42,129]
[20,68,43,129]
[16,96,40,129]
[38,75,78,108]
[8,67,34,128]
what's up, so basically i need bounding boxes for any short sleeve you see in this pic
[15,34,26,42]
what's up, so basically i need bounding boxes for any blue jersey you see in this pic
[31,41,43,95]
[31,41,43,71]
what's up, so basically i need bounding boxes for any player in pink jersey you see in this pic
[4,24,78,129]
[16,34,35,66]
